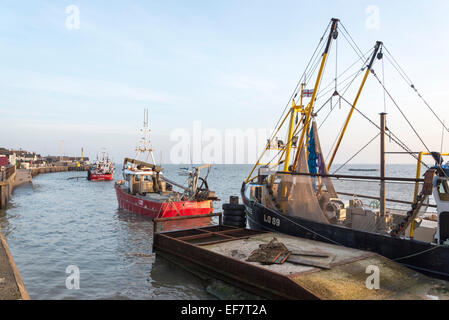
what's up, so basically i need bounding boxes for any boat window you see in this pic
[437,179,449,201]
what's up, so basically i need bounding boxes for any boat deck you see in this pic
[117,184,177,202]
[154,222,449,300]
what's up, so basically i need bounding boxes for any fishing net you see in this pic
[276,140,330,224]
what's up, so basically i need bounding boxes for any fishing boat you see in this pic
[242,18,449,280]
[178,167,192,176]
[87,152,114,181]
[115,109,218,218]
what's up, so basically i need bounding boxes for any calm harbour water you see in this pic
[0,163,427,299]
[0,164,251,299]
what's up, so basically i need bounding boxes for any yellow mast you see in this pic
[327,41,383,171]
[283,84,304,171]
[292,18,339,172]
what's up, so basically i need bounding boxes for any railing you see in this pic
[154,212,223,234]
[1,165,16,182]
[276,171,424,183]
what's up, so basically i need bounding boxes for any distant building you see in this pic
[0,147,89,168]
[0,155,8,167]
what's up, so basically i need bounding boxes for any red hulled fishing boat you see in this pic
[115,109,217,218]
[88,152,115,181]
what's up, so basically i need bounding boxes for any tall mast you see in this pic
[283,84,304,171]
[292,18,339,171]
[380,112,387,217]
[327,41,383,171]
[136,108,156,165]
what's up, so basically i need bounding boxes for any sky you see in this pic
[1,0,448,165]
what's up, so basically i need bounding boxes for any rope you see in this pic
[392,243,445,261]
[267,21,332,145]
[332,133,380,174]
[256,192,445,261]
[372,71,432,154]
[383,45,449,132]
[265,203,343,246]
[338,95,430,168]
[340,22,366,59]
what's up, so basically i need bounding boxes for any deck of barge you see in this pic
[154,223,449,300]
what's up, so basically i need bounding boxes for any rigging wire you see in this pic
[334,31,338,93]
[266,21,332,147]
[316,46,372,100]
[340,22,366,59]
[331,23,432,169]
[383,45,449,132]
[336,94,429,168]
[332,133,380,174]
[371,71,432,154]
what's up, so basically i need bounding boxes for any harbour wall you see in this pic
[0,166,16,210]
[0,225,30,300]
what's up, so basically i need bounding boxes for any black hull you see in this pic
[242,188,449,280]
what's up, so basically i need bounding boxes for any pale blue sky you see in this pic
[1,1,448,164]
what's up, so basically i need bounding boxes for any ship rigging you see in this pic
[242,18,449,279]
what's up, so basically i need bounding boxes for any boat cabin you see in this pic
[123,168,172,196]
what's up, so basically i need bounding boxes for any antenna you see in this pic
[135,108,156,165]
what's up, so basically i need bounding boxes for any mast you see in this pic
[292,18,339,172]
[380,112,387,217]
[327,41,383,171]
[283,84,303,171]
[136,108,156,165]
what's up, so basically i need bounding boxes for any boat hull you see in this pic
[242,185,449,280]
[115,183,214,219]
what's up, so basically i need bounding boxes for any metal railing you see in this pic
[0,165,16,182]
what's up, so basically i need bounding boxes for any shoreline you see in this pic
[0,164,89,300]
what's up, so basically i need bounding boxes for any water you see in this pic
[0,164,251,300]
[0,163,427,299]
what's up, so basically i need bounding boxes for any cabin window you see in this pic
[437,179,449,201]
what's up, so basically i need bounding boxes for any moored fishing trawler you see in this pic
[87,152,115,181]
[242,18,449,279]
[115,109,218,218]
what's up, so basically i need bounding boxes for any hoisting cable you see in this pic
[334,31,338,93]
[337,94,430,168]
[380,48,449,178]
[371,71,432,154]
[316,46,373,100]
[332,133,380,174]
[340,22,366,60]
[383,45,449,132]
[267,21,332,147]
[304,40,328,86]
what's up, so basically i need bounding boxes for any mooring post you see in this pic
[380,113,387,217]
